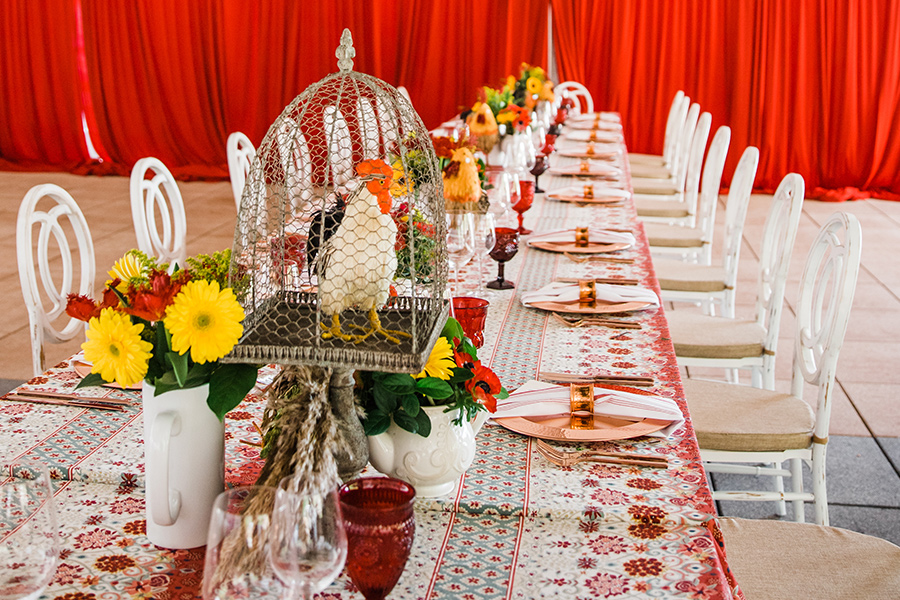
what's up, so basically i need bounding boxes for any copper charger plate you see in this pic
[529,241,631,254]
[547,193,624,204]
[494,414,670,441]
[527,300,652,315]
[548,167,621,180]
[557,151,620,161]
[73,361,142,390]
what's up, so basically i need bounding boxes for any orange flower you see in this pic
[465,362,501,413]
[124,270,183,322]
[66,294,101,322]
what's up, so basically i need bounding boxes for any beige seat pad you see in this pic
[719,517,900,600]
[635,198,689,218]
[644,223,704,247]
[631,177,680,195]
[629,163,672,179]
[682,378,814,451]
[668,311,765,358]
[653,259,727,292]
[628,152,666,167]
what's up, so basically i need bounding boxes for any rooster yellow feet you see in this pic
[320,314,355,342]
[348,307,411,344]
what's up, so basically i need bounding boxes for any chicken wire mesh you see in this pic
[224,30,449,373]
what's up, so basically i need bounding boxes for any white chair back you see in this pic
[670,103,701,190]
[130,157,187,272]
[680,111,712,224]
[661,91,687,166]
[556,81,594,115]
[754,173,805,388]
[719,146,760,315]
[16,184,96,376]
[693,125,732,261]
[227,131,256,212]
[397,85,411,104]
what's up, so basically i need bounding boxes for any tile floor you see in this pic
[1,171,897,544]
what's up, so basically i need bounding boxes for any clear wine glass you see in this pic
[270,478,347,600]
[0,465,59,600]
[485,169,511,219]
[202,486,286,600]
[473,212,497,293]
[446,212,476,296]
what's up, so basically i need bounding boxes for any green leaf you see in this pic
[400,394,420,417]
[75,372,107,389]
[413,408,432,438]
[363,412,391,436]
[151,370,182,395]
[448,367,474,384]
[496,388,510,400]
[441,318,465,343]
[207,364,259,421]
[166,351,189,387]
[185,362,215,387]
[393,410,418,434]
[380,373,416,395]
[414,377,453,400]
[373,385,397,413]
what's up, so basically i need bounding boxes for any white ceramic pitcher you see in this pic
[368,405,490,498]
[142,382,224,549]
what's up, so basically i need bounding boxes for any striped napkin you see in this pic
[527,228,636,247]
[520,281,659,308]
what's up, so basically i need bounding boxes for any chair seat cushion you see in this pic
[653,259,727,292]
[629,163,672,179]
[719,517,900,600]
[635,198,689,218]
[683,378,815,451]
[668,312,765,358]
[644,223,704,248]
[631,177,680,195]
[628,152,666,167]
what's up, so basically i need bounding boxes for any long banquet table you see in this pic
[0,123,741,599]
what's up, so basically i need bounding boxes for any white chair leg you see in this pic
[790,457,805,523]
[812,446,829,526]
[726,368,741,384]
[773,461,787,516]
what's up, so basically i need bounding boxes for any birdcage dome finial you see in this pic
[336,29,356,72]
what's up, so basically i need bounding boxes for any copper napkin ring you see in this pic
[578,279,596,306]
[583,184,594,199]
[579,161,591,173]
[570,383,595,429]
[586,143,595,156]
[589,130,598,142]
[575,227,590,248]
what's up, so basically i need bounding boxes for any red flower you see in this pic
[465,362,501,412]
[66,294,100,322]
[123,270,182,322]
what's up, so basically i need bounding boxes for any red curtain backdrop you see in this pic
[0,0,91,172]
[552,0,900,198]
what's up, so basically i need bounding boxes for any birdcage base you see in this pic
[330,367,369,480]
[223,291,449,374]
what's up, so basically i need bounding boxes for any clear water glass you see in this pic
[474,213,497,291]
[446,212,476,296]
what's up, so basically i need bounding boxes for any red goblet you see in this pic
[486,227,519,290]
[540,134,558,155]
[512,180,535,235]
[339,477,416,600]
[452,297,489,348]
[530,154,550,194]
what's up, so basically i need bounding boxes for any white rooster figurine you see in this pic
[316,159,410,344]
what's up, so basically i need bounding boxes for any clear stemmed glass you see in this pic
[446,212,476,296]
[0,465,59,600]
[473,212,497,293]
[270,479,347,600]
[202,486,286,600]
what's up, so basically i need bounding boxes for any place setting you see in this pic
[547,159,624,181]
[526,225,635,254]
[520,278,659,315]
[546,183,631,204]
[555,141,622,160]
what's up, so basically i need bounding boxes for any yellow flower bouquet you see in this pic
[65,249,257,420]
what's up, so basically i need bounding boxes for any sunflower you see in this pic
[165,280,244,364]
[106,250,148,292]
[414,336,455,380]
[82,308,152,387]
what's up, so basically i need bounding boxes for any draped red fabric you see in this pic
[552,0,900,198]
[0,0,90,171]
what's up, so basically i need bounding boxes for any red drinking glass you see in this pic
[486,227,519,290]
[540,134,558,155]
[512,180,535,235]
[530,154,550,194]
[339,477,416,600]
[452,297,489,348]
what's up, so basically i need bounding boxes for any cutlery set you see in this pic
[551,312,642,330]
[535,439,668,469]
[2,389,130,411]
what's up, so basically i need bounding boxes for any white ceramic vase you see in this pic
[367,405,489,498]
[142,381,224,549]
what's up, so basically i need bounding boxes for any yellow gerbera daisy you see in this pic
[526,76,542,95]
[390,159,413,197]
[414,336,455,380]
[106,250,148,292]
[82,308,152,388]
[165,280,244,364]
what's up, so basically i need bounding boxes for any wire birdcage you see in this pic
[224,30,449,373]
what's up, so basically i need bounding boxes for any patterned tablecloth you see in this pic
[0,132,741,599]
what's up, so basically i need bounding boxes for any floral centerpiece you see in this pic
[357,318,508,437]
[65,249,257,420]
[509,62,555,109]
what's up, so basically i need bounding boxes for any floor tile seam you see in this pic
[827,502,900,510]
[868,200,900,228]
[836,379,900,478]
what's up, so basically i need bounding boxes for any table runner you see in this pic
[0,131,739,599]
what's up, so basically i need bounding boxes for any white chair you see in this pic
[629,90,687,175]
[643,125,731,263]
[130,157,187,272]
[687,212,862,524]
[631,102,700,198]
[397,85,411,104]
[653,146,759,318]
[227,131,256,212]
[556,81,594,115]
[634,108,708,226]
[667,173,805,390]
[16,184,96,376]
